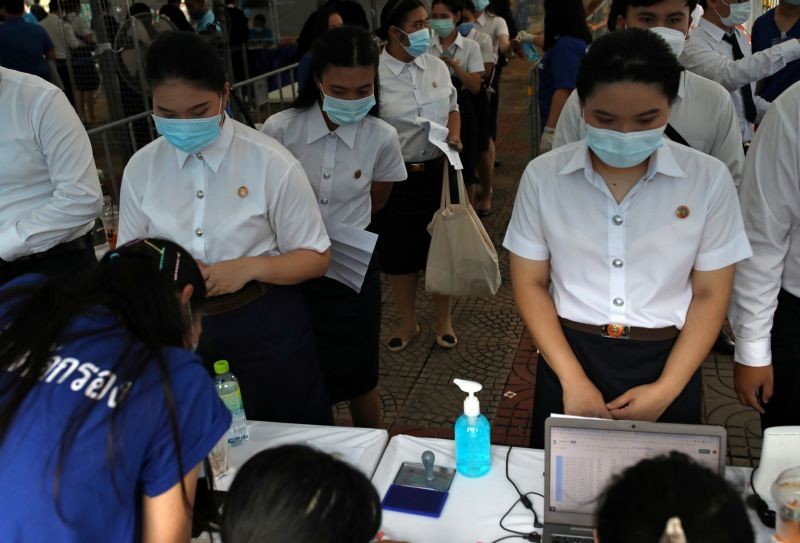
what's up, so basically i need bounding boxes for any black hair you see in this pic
[4,0,23,15]
[376,0,425,40]
[311,4,343,42]
[544,0,592,51]
[129,2,149,16]
[608,0,699,32]
[253,13,265,23]
[293,26,380,116]
[576,28,682,104]
[432,0,465,22]
[48,0,60,11]
[0,239,206,518]
[596,452,755,543]
[145,31,227,93]
[30,3,46,19]
[221,444,382,543]
[463,0,476,13]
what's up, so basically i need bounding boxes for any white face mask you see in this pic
[649,27,687,57]
[718,0,751,28]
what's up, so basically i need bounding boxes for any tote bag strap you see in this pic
[440,164,468,209]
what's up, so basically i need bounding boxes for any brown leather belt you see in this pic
[204,281,272,317]
[405,155,444,174]
[560,318,679,341]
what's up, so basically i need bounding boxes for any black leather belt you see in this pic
[560,318,679,341]
[405,156,445,174]
[204,281,273,317]
[11,232,94,263]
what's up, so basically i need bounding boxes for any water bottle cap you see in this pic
[213,360,230,374]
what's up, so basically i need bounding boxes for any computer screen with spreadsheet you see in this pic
[547,426,722,515]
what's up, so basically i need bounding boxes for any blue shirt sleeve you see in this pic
[549,39,586,91]
[139,351,231,497]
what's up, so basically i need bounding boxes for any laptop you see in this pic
[541,417,727,543]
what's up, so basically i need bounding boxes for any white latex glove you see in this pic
[540,127,555,154]
[516,30,536,43]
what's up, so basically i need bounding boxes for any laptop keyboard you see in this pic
[552,535,593,543]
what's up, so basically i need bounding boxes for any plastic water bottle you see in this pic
[214,360,248,446]
[453,378,491,477]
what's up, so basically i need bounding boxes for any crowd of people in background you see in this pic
[1,0,800,540]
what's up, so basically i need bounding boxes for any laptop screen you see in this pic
[548,426,722,515]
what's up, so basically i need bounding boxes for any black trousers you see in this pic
[763,289,800,428]
[530,325,702,449]
[0,236,97,286]
[198,285,333,426]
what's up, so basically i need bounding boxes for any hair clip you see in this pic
[142,239,166,271]
[109,252,120,259]
[173,252,181,281]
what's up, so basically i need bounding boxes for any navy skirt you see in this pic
[198,285,332,425]
[302,254,381,404]
[530,325,702,449]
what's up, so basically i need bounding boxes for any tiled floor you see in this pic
[335,59,763,466]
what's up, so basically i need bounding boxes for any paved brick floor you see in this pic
[336,59,763,466]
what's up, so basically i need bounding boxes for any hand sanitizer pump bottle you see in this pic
[453,378,491,477]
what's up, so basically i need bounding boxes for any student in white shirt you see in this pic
[430,0,485,195]
[504,29,751,448]
[0,67,103,286]
[729,80,800,429]
[555,0,745,189]
[460,1,496,209]
[373,0,461,351]
[118,32,333,425]
[263,27,407,428]
[472,0,510,216]
[682,0,800,143]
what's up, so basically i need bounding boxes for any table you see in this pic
[372,435,776,543]
[214,420,389,492]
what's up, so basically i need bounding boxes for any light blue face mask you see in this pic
[474,0,490,12]
[321,90,376,125]
[585,124,666,169]
[457,22,474,36]
[153,100,224,154]
[429,18,455,38]
[398,27,431,58]
[718,0,751,27]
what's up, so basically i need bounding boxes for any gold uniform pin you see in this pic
[354,169,362,179]
[432,81,438,88]
[675,205,690,219]
[237,186,249,198]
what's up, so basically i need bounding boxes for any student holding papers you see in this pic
[263,26,406,428]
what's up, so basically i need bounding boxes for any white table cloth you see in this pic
[372,435,776,543]
[215,420,389,492]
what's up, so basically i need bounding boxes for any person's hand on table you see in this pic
[734,363,773,414]
[562,377,612,419]
[198,258,253,297]
[607,382,675,421]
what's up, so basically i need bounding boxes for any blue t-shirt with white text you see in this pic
[0,275,231,542]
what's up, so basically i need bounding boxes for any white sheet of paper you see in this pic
[323,220,377,293]
[416,117,464,170]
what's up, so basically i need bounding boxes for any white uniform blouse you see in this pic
[429,33,485,76]
[118,116,330,264]
[729,81,800,367]
[0,68,102,262]
[474,11,509,63]
[504,140,752,329]
[378,50,458,163]
[553,71,745,186]
[466,27,495,65]
[262,105,407,230]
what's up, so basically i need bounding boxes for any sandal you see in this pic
[435,333,458,349]
[387,324,421,352]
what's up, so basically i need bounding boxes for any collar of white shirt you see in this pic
[697,17,730,43]
[558,140,689,187]
[381,48,427,76]
[677,70,688,100]
[306,102,358,149]
[174,113,234,172]
[477,11,488,26]
[431,32,465,54]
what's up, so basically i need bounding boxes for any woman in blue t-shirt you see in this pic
[0,239,231,542]
[538,0,592,153]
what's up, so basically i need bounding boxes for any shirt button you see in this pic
[612,258,624,269]
[613,298,624,307]
[612,215,623,226]
[196,153,204,160]
[195,227,203,237]
[323,173,331,179]
[422,150,427,155]
[320,198,329,205]
[196,190,205,199]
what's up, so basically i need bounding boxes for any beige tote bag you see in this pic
[425,167,501,297]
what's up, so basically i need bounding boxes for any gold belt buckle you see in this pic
[602,323,630,339]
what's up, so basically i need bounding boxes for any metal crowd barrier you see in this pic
[527,59,542,160]
[86,62,299,202]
